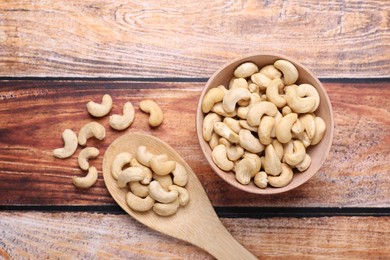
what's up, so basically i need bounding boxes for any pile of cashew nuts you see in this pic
[202,60,326,188]
[53,94,164,189]
[111,146,189,216]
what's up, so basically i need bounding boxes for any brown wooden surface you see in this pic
[0,212,389,259]
[1,0,389,78]
[0,80,389,207]
[1,0,389,258]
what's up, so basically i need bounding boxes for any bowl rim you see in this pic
[195,52,334,194]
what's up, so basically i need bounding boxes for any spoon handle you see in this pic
[195,220,258,260]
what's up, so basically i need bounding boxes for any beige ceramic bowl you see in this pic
[196,53,334,194]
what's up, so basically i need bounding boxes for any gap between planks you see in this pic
[1,205,389,218]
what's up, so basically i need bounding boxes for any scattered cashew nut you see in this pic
[78,147,99,171]
[53,129,78,158]
[86,94,113,117]
[78,122,105,146]
[72,166,98,189]
[139,99,164,127]
[109,102,135,130]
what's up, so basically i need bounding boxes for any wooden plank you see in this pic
[0,81,389,207]
[0,212,389,259]
[0,0,389,78]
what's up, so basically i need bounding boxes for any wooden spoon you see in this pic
[102,133,257,259]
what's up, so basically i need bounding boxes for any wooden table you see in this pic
[1,1,389,259]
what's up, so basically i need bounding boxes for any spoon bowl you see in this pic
[102,133,257,259]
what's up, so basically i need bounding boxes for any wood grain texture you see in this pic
[0,212,389,259]
[0,81,389,207]
[0,0,389,78]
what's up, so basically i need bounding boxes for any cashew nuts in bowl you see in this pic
[196,53,334,194]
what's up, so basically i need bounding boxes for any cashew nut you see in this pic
[234,62,259,78]
[293,131,312,148]
[275,113,298,143]
[311,116,326,145]
[211,102,237,117]
[129,181,150,197]
[72,166,98,189]
[149,180,178,203]
[270,110,283,138]
[222,88,251,113]
[201,87,225,113]
[211,144,234,171]
[296,84,320,112]
[230,78,249,89]
[153,199,180,217]
[111,152,132,180]
[248,83,261,94]
[258,116,275,145]
[152,173,173,191]
[213,122,239,143]
[209,132,220,150]
[247,101,278,126]
[53,129,78,158]
[239,120,258,132]
[283,140,306,166]
[172,162,188,186]
[86,94,113,117]
[78,147,99,171]
[239,129,264,153]
[299,113,316,139]
[223,117,242,134]
[136,146,154,167]
[259,65,282,79]
[109,102,135,130]
[169,185,190,206]
[272,139,284,160]
[217,84,229,94]
[266,78,286,108]
[235,158,260,185]
[226,144,245,161]
[139,99,164,127]
[264,144,282,176]
[251,73,271,90]
[130,158,153,185]
[254,171,268,188]
[296,154,312,172]
[117,167,145,188]
[274,59,299,85]
[78,122,105,146]
[150,155,176,176]
[202,113,222,141]
[285,85,316,114]
[126,192,155,212]
[237,106,250,119]
[268,163,293,188]
[291,118,305,136]
[282,106,292,116]
[243,152,262,171]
